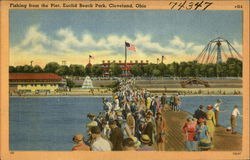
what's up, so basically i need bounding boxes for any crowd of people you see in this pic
[71,78,242,152]
[72,78,169,151]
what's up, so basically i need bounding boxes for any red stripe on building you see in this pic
[9,73,63,80]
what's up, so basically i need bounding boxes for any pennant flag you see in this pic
[89,55,94,59]
[125,42,136,52]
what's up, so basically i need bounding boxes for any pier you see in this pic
[162,105,242,151]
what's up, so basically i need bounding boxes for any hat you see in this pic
[145,114,151,119]
[114,106,120,111]
[192,118,197,122]
[114,96,118,99]
[131,136,141,148]
[207,105,213,110]
[216,99,222,103]
[86,121,98,128]
[186,115,193,120]
[198,118,205,123]
[109,120,116,125]
[72,134,84,142]
[90,126,101,134]
[199,105,204,109]
[140,118,146,123]
[117,116,125,122]
[122,138,135,147]
[156,112,162,116]
[140,134,151,144]
[87,113,95,118]
[146,110,153,116]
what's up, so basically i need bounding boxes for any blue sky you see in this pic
[10,10,242,66]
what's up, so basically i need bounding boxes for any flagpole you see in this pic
[125,41,127,77]
[89,56,90,64]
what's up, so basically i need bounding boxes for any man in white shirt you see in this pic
[231,105,241,134]
[90,126,112,151]
[214,99,222,126]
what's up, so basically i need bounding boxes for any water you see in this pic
[180,95,243,133]
[10,96,242,151]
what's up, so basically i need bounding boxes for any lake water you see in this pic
[10,96,242,151]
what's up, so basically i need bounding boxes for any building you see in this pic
[9,73,67,94]
[101,60,149,76]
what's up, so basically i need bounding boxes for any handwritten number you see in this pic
[170,1,212,10]
[178,1,187,10]
[186,2,193,10]
[203,2,213,10]
[169,2,178,10]
[194,1,204,10]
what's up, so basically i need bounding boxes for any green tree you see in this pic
[131,65,143,76]
[152,69,161,76]
[9,66,16,73]
[92,64,103,76]
[142,64,155,76]
[23,65,33,73]
[109,63,122,76]
[44,62,60,73]
[56,65,70,76]
[168,62,179,77]
[15,66,25,72]
[85,65,92,76]
[183,67,192,77]
[199,64,207,77]
[66,79,75,92]
[69,64,85,76]
[207,64,216,77]
[226,58,242,77]
[156,63,167,76]
[33,65,43,73]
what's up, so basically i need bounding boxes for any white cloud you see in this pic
[20,25,49,47]
[170,36,186,48]
[10,25,242,66]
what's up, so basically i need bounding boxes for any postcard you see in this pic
[0,0,249,160]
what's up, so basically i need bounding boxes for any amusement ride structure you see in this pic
[195,37,242,64]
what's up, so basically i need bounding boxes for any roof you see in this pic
[9,73,63,80]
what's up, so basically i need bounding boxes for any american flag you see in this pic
[125,42,136,52]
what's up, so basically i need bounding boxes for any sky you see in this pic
[10,10,243,67]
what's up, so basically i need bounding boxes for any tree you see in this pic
[142,64,155,76]
[168,62,179,77]
[226,58,242,77]
[109,63,122,76]
[156,63,167,76]
[131,65,143,76]
[9,66,16,73]
[23,65,33,73]
[69,64,85,76]
[33,65,43,73]
[15,66,25,72]
[66,79,75,92]
[56,65,70,76]
[152,69,161,76]
[85,65,92,76]
[183,67,192,77]
[92,64,103,76]
[44,62,60,73]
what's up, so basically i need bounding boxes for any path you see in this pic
[162,106,242,151]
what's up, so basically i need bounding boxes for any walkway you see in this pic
[162,106,242,151]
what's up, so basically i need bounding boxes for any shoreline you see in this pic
[9,94,243,98]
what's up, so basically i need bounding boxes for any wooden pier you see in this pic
[162,106,242,151]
